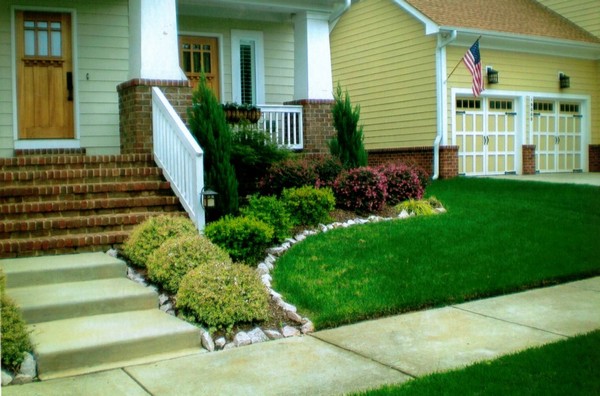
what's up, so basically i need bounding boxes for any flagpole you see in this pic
[445,35,482,82]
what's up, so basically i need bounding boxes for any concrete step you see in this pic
[30,309,202,380]
[0,252,126,288]
[7,278,158,324]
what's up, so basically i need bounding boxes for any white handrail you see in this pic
[151,87,205,231]
[258,105,303,150]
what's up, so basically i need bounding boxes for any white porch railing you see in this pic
[151,87,205,231]
[258,105,303,150]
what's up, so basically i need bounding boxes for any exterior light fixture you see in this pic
[559,72,570,89]
[486,67,498,84]
[201,188,218,209]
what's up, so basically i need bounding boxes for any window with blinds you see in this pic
[240,41,255,105]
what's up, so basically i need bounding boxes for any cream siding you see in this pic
[331,0,437,150]
[536,0,600,38]
[0,0,128,156]
[445,46,599,145]
[178,16,294,104]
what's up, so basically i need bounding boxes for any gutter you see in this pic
[433,30,457,180]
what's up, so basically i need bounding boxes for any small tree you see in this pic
[188,76,239,218]
[329,83,367,169]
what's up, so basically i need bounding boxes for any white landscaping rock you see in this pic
[281,326,301,338]
[247,328,269,344]
[1,370,13,386]
[398,209,410,219]
[106,249,118,258]
[256,263,270,276]
[201,331,215,352]
[11,374,33,385]
[19,353,36,378]
[286,310,303,323]
[215,337,226,350]
[233,331,252,347]
[263,329,283,340]
[278,301,297,313]
[301,321,315,334]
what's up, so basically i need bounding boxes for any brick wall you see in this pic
[117,79,193,154]
[439,146,459,179]
[285,99,335,155]
[367,146,458,179]
[522,145,536,175]
[589,144,600,172]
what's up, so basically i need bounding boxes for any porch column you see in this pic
[128,0,184,80]
[293,11,334,100]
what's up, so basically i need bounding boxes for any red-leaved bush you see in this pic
[379,163,426,206]
[333,167,388,213]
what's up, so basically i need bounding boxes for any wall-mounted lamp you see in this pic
[486,67,499,84]
[559,72,570,89]
[201,188,218,209]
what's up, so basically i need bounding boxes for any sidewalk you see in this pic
[4,276,599,396]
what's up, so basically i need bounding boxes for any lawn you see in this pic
[356,330,600,396]
[272,178,600,329]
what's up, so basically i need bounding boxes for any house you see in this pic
[0,0,346,257]
[330,0,600,178]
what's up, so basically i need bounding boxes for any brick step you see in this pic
[0,231,130,258]
[0,167,163,185]
[13,148,87,156]
[0,180,172,201]
[0,153,154,171]
[0,212,165,239]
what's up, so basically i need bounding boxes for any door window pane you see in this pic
[51,31,61,56]
[24,29,35,56]
[37,30,48,56]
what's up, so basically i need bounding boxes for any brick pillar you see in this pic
[117,79,192,154]
[522,145,536,175]
[439,146,458,179]
[589,144,600,172]
[284,99,335,155]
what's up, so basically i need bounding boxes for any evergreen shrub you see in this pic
[329,83,367,169]
[282,186,335,226]
[205,216,274,265]
[122,215,197,268]
[333,167,388,214]
[1,294,32,371]
[176,262,270,332]
[240,195,294,243]
[146,234,232,294]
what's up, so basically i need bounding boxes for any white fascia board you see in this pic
[447,28,600,60]
[392,0,439,35]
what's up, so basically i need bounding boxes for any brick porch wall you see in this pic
[522,145,536,175]
[368,146,458,179]
[589,144,600,172]
[284,99,335,155]
[117,79,193,154]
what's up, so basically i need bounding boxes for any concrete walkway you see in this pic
[4,276,599,396]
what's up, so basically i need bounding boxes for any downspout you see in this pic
[329,0,351,31]
[433,30,457,180]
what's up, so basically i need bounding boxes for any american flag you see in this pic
[463,39,483,97]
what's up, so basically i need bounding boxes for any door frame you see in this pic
[179,31,224,101]
[11,6,80,150]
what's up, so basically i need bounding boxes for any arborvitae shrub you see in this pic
[333,167,388,214]
[1,294,32,371]
[329,83,367,169]
[122,215,197,268]
[188,76,238,218]
[146,234,232,294]
[176,262,270,332]
[240,195,294,243]
[282,186,335,226]
[204,216,274,265]
[379,163,426,206]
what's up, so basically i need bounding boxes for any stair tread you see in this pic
[30,309,200,354]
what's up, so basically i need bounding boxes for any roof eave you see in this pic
[392,0,439,35]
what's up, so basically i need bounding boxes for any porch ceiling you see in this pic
[177,0,344,22]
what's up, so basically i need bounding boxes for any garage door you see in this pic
[454,97,517,176]
[532,100,583,173]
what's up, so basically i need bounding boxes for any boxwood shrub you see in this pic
[176,262,270,332]
[122,215,197,268]
[146,234,232,294]
[1,294,32,371]
[282,186,335,226]
[240,195,294,243]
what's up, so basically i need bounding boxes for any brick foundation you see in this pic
[284,99,335,155]
[439,146,459,179]
[522,145,536,175]
[589,144,600,172]
[367,146,458,179]
[117,79,193,154]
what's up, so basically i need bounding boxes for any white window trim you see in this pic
[231,30,264,104]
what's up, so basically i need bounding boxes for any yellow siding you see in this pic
[178,16,294,104]
[331,0,437,150]
[537,0,600,38]
[0,0,128,156]
[445,46,599,145]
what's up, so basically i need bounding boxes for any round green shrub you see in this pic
[1,294,32,371]
[122,215,197,268]
[176,262,270,331]
[240,195,294,243]
[282,186,336,226]
[146,234,232,294]
[205,215,274,265]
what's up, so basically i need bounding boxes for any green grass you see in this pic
[272,178,600,328]
[356,330,600,396]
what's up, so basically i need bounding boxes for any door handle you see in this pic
[66,72,73,101]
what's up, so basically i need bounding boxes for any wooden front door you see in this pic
[179,36,220,99]
[16,11,74,139]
